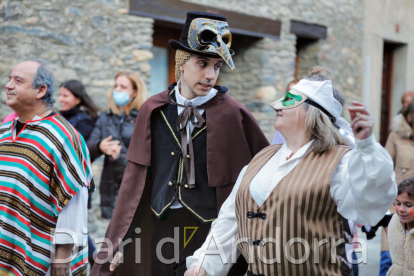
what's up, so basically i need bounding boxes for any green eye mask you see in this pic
[281,92,303,107]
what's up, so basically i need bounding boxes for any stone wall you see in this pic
[0,0,155,247]
[1,0,366,140]
[0,0,154,122]
[184,0,365,139]
[0,0,366,253]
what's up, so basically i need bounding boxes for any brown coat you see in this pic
[385,114,414,185]
[91,86,270,275]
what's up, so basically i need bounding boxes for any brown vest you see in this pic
[235,144,351,276]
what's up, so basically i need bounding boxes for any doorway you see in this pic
[380,42,407,146]
[380,43,394,145]
[294,37,319,80]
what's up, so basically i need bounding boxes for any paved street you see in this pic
[356,227,382,276]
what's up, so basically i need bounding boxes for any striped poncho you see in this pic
[0,114,95,276]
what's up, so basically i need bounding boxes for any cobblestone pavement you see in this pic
[88,157,110,251]
[357,226,382,276]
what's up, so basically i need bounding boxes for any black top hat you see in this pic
[169,11,230,58]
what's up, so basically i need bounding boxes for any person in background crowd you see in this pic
[380,102,414,275]
[386,103,414,191]
[386,177,414,275]
[271,78,298,144]
[59,80,99,141]
[1,111,17,124]
[0,59,94,276]
[87,71,147,219]
[400,91,414,111]
[59,79,100,268]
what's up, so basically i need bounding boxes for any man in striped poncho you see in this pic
[0,60,95,276]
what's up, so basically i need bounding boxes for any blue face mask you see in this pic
[113,91,132,107]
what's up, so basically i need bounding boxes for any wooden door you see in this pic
[380,43,394,146]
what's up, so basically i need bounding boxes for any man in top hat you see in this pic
[90,11,269,276]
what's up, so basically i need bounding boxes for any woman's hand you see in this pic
[99,136,122,159]
[348,101,374,140]
[184,265,206,276]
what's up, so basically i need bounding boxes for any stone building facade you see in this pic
[0,0,383,250]
[187,0,364,137]
[0,0,154,120]
[1,0,364,140]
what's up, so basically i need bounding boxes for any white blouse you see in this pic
[187,134,397,276]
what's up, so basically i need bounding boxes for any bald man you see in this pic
[402,91,414,108]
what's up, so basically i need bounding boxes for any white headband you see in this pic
[291,79,342,119]
[291,79,354,141]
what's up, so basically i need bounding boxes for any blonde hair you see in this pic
[302,66,349,154]
[303,104,349,155]
[175,49,194,82]
[107,71,147,116]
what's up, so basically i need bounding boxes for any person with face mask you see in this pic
[87,71,147,219]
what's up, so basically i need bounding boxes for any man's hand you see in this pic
[348,101,374,140]
[51,244,73,276]
[51,263,70,276]
[184,265,207,276]
[109,251,124,271]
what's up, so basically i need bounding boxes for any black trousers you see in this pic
[117,207,247,275]
[150,208,212,276]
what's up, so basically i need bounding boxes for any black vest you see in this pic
[150,91,217,224]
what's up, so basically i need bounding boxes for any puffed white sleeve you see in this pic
[330,134,397,226]
[53,186,88,246]
[186,166,247,276]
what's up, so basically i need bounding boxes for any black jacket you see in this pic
[150,92,217,223]
[87,109,138,219]
[60,107,95,141]
[61,107,96,209]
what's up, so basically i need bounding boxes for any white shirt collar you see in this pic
[175,79,218,107]
[280,140,314,161]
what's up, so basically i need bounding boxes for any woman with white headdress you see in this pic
[185,79,397,276]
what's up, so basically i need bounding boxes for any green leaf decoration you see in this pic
[281,92,303,106]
